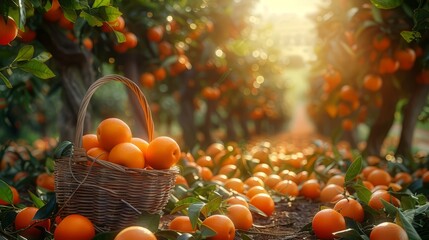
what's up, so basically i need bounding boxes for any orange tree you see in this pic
[308,0,429,168]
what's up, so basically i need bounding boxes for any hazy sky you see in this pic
[254,0,324,16]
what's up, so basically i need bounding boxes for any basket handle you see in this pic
[74,74,154,147]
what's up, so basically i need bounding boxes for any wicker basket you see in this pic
[54,74,178,232]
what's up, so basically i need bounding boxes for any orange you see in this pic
[373,35,390,52]
[226,204,253,230]
[342,119,354,131]
[169,216,195,233]
[296,171,309,184]
[252,163,272,175]
[196,155,214,168]
[140,72,156,88]
[326,175,345,187]
[147,26,164,42]
[249,193,275,217]
[43,0,62,22]
[113,43,128,53]
[124,32,138,49]
[211,174,228,183]
[130,137,149,155]
[264,174,282,189]
[362,166,378,179]
[87,147,109,161]
[339,85,358,102]
[246,185,268,199]
[333,198,364,222]
[96,118,132,151]
[58,14,74,30]
[395,48,416,70]
[253,171,268,181]
[18,26,36,43]
[394,172,412,185]
[370,222,408,240]
[378,57,399,74]
[0,186,20,205]
[224,178,245,193]
[145,136,181,170]
[82,134,99,152]
[244,176,265,188]
[205,142,225,158]
[368,190,400,210]
[422,171,429,183]
[15,207,51,240]
[175,175,189,187]
[158,41,173,56]
[363,74,383,92]
[0,16,18,45]
[300,179,321,200]
[312,209,346,240]
[36,173,55,191]
[83,38,93,50]
[54,214,95,240]
[320,184,344,203]
[108,143,144,168]
[213,151,237,166]
[202,215,235,240]
[274,180,299,197]
[199,167,213,181]
[114,226,156,240]
[279,170,298,183]
[218,164,240,178]
[153,67,167,81]
[363,180,375,191]
[367,169,392,186]
[101,16,125,32]
[226,196,249,208]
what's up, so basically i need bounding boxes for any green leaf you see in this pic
[188,202,205,230]
[17,0,26,28]
[400,195,416,211]
[333,228,367,240]
[53,141,73,158]
[13,45,34,62]
[114,30,125,43]
[400,31,421,43]
[134,212,160,233]
[345,156,362,184]
[371,5,383,23]
[80,11,103,26]
[380,199,398,216]
[62,8,77,22]
[18,60,55,79]
[34,52,52,63]
[58,0,85,10]
[93,0,110,8]
[370,0,403,9]
[353,183,372,204]
[176,233,195,240]
[201,194,222,217]
[0,180,13,205]
[28,191,45,208]
[396,211,422,240]
[34,195,57,220]
[156,230,182,240]
[100,6,121,21]
[0,72,12,88]
[200,224,217,239]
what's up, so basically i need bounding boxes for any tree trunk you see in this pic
[37,23,94,143]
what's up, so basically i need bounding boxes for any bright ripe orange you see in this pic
[363,181,375,191]
[224,178,245,193]
[114,226,156,240]
[250,193,275,217]
[323,68,342,90]
[333,198,364,222]
[379,57,399,74]
[145,136,181,170]
[226,204,253,230]
[244,176,265,188]
[130,137,149,155]
[43,0,62,22]
[175,175,189,187]
[373,35,390,52]
[199,167,213,181]
[312,209,346,240]
[202,215,235,240]
[253,171,268,182]
[422,171,429,183]
[367,169,392,186]
[96,118,132,151]
[87,147,109,161]
[168,216,196,233]
[246,185,268,199]
[0,186,20,205]
[82,134,99,151]
[326,175,345,187]
[54,214,95,240]
[113,42,128,53]
[36,173,55,191]
[205,142,225,158]
[124,32,138,48]
[274,180,299,197]
[395,48,416,70]
[213,151,237,166]
[196,155,214,168]
[363,74,383,92]
[158,41,173,56]
[362,166,378,179]
[101,16,125,32]
[226,196,249,208]
[58,14,74,30]
[252,163,273,175]
[153,67,167,81]
[211,174,228,183]
[15,207,51,240]
[140,72,156,89]
[0,16,18,45]
[108,143,144,168]
[368,190,400,210]
[264,174,282,189]
[370,222,408,240]
[218,164,240,178]
[394,172,412,185]
[342,119,354,131]
[18,27,36,43]
[147,26,164,42]
[320,184,344,203]
[83,38,93,50]
[300,179,321,200]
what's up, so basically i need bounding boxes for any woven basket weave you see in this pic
[54,74,178,232]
